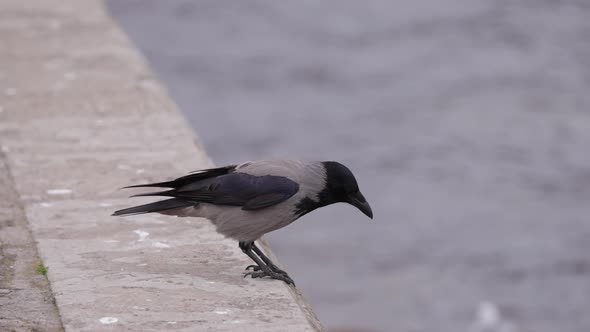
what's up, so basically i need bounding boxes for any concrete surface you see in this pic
[0,0,321,331]
[106,1,590,331]
[0,153,63,331]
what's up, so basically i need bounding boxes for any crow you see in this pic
[113,159,373,285]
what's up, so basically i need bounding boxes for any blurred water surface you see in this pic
[107,1,590,331]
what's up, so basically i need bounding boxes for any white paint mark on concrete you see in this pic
[133,230,149,242]
[136,169,145,174]
[117,164,131,170]
[207,281,216,284]
[40,202,53,207]
[167,321,177,324]
[99,202,113,207]
[47,188,72,195]
[99,317,118,324]
[137,263,148,266]
[227,320,242,324]
[214,310,229,315]
[4,88,16,96]
[152,241,171,248]
[133,230,171,249]
[146,299,152,302]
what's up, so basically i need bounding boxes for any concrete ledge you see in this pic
[0,0,322,330]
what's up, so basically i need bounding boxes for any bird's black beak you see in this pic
[348,191,373,219]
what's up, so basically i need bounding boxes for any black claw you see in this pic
[245,265,261,271]
[243,271,265,279]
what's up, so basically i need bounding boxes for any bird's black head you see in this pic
[319,161,373,219]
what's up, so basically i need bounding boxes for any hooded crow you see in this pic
[112,159,373,285]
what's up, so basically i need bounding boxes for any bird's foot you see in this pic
[245,264,289,276]
[243,270,295,286]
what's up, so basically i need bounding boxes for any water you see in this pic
[107,1,590,331]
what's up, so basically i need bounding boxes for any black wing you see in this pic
[122,165,237,189]
[131,172,300,211]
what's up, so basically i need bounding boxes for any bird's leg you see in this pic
[243,252,295,286]
[241,242,273,271]
[243,244,288,276]
[239,241,295,286]
[248,242,289,276]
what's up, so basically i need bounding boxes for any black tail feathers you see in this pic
[112,198,193,217]
[113,165,236,217]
